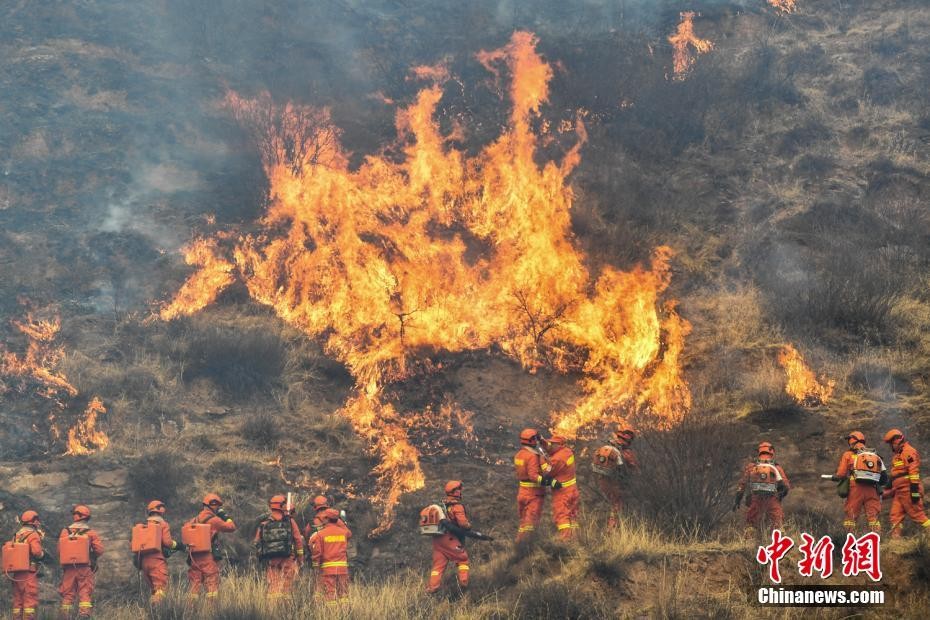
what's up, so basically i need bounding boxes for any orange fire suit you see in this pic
[514,446,546,541]
[737,459,790,532]
[139,516,175,604]
[9,527,44,620]
[593,444,639,528]
[835,448,885,532]
[309,522,352,601]
[543,446,580,540]
[187,509,237,599]
[58,523,104,618]
[426,498,470,593]
[254,511,304,598]
[886,441,930,537]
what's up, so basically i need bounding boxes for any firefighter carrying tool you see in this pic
[58,505,104,618]
[309,509,352,602]
[832,431,887,533]
[592,427,639,528]
[542,436,580,540]
[4,511,45,620]
[514,428,546,541]
[422,481,493,594]
[255,494,304,600]
[735,445,789,535]
[185,493,236,601]
[132,500,184,605]
[883,429,930,537]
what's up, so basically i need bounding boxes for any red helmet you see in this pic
[883,429,904,445]
[520,428,540,446]
[614,428,635,445]
[269,495,287,511]
[846,431,866,447]
[72,505,91,521]
[313,495,330,511]
[323,508,340,523]
[20,510,40,525]
[444,480,463,498]
[202,493,223,507]
[147,500,166,516]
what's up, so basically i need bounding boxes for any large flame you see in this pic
[160,32,689,533]
[65,397,109,455]
[768,0,797,12]
[0,311,78,404]
[777,344,834,406]
[668,12,714,80]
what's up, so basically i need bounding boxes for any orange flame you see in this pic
[668,12,714,80]
[160,32,689,532]
[1,311,78,403]
[777,344,834,406]
[768,0,797,12]
[65,397,109,455]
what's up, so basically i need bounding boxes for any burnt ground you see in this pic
[2,0,930,614]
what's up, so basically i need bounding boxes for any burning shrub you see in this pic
[240,412,283,449]
[626,416,750,536]
[128,449,191,506]
[181,324,286,402]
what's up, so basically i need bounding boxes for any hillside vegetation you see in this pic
[1,0,930,617]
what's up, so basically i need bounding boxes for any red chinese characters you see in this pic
[797,533,834,578]
[756,529,794,584]
[841,532,882,581]
[757,530,882,583]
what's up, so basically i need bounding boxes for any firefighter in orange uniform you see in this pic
[254,495,304,600]
[304,495,346,539]
[883,429,930,537]
[138,500,184,604]
[187,493,237,601]
[514,428,547,541]
[58,505,104,618]
[833,431,886,533]
[592,428,639,528]
[309,509,352,602]
[735,445,789,534]
[7,511,45,620]
[542,436,580,540]
[426,481,475,593]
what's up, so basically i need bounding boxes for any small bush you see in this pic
[182,325,286,402]
[239,412,283,448]
[512,580,611,620]
[626,416,751,536]
[862,67,901,105]
[792,153,835,180]
[128,449,191,507]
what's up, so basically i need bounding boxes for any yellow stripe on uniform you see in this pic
[458,565,469,571]
[560,478,577,487]
[518,525,534,532]
[519,481,541,487]
[321,561,349,568]
[557,523,573,530]
[567,455,574,465]
[514,458,524,466]
[324,535,347,543]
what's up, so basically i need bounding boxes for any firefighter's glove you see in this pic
[173,541,187,553]
[911,483,922,504]
[215,508,232,522]
[548,479,562,490]
[830,475,842,482]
